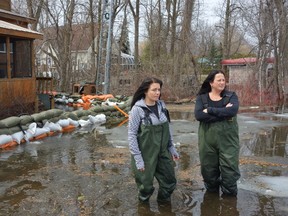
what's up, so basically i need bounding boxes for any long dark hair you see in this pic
[130,77,163,108]
[197,70,226,95]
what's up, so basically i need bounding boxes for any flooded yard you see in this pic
[0,108,288,215]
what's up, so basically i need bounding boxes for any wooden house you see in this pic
[0,0,43,119]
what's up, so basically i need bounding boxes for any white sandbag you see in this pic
[68,118,79,127]
[77,98,84,103]
[78,119,90,127]
[0,134,13,145]
[57,119,70,128]
[24,123,50,141]
[11,131,25,144]
[24,131,34,141]
[34,127,50,137]
[44,122,62,132]
[27,122,37,134]
[88,115,98,124]
[95,114,106,123]
[88,114,106,124]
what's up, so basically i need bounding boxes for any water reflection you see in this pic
[201,192,239,216]
[241,124,288,157]
[137,202,154,215]
[137,201,175,216]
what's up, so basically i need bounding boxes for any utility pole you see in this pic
[96,0,114,94]
[104,0,114,94]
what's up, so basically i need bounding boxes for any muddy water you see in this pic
[0,111,288,215]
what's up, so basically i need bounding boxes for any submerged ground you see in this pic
[0,103,288,215]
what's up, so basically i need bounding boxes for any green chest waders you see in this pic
[132,121,176,202]
[198,117,240,195]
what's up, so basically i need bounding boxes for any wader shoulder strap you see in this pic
[141,107,153,125]
[158,101,171,122]
[200,93,209,109]
[161,107,170,122]
[223,91,233,106]
[140,104,171,124]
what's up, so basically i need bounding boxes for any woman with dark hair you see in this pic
[128,77,179,203]
[194,70,240,196]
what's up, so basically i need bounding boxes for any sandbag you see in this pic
[19,115,34,125]
[0,116,20,128]
[72,110,87,118]
[60,112,79,121]
[0,134,13,145]
[11,131,25,144]
[102,106,115,112]
[0,128,11,135]
[44,122,62,132]
[31,112,47,122]
[9,126,24,134]
[78,119,90,127]
[25,125,50,141]
[57,119,70,128]
[88,114,106,124]
[34,127,50,137]
[47,109,64,118]
[48,117,61,123]
[68,118,79,127]
[89,106,104,113]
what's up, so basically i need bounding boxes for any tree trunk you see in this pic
[128,0,140,70]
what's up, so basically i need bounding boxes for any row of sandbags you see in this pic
[0,113,107,149]
[0,97,132,149]
[0,96,131,136]
[54,94,129,107]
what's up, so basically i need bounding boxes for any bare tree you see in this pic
[41,0,76,92]
[272,0,288,105]
[240,0,288,105]
[176,0,198,87]
[88,0,97,82]
[128,0,140,68]
[168,0,179,56]
[26,0,45,30]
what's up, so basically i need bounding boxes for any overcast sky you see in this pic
[202,0,222,24]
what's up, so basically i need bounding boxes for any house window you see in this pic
[0,37,7,78]
[0,42,5,53]
[0,37,32,79]
[11,38,32,78]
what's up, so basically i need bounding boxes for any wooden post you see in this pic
[35,94,39,113]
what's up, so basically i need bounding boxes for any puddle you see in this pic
[0,111,288,215]
[239,176,288,197]
[239,114,288,157]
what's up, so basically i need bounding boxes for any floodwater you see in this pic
[1,110,288,215]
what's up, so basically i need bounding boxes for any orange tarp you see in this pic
[0,141,18,149]
[81,94,114,103]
